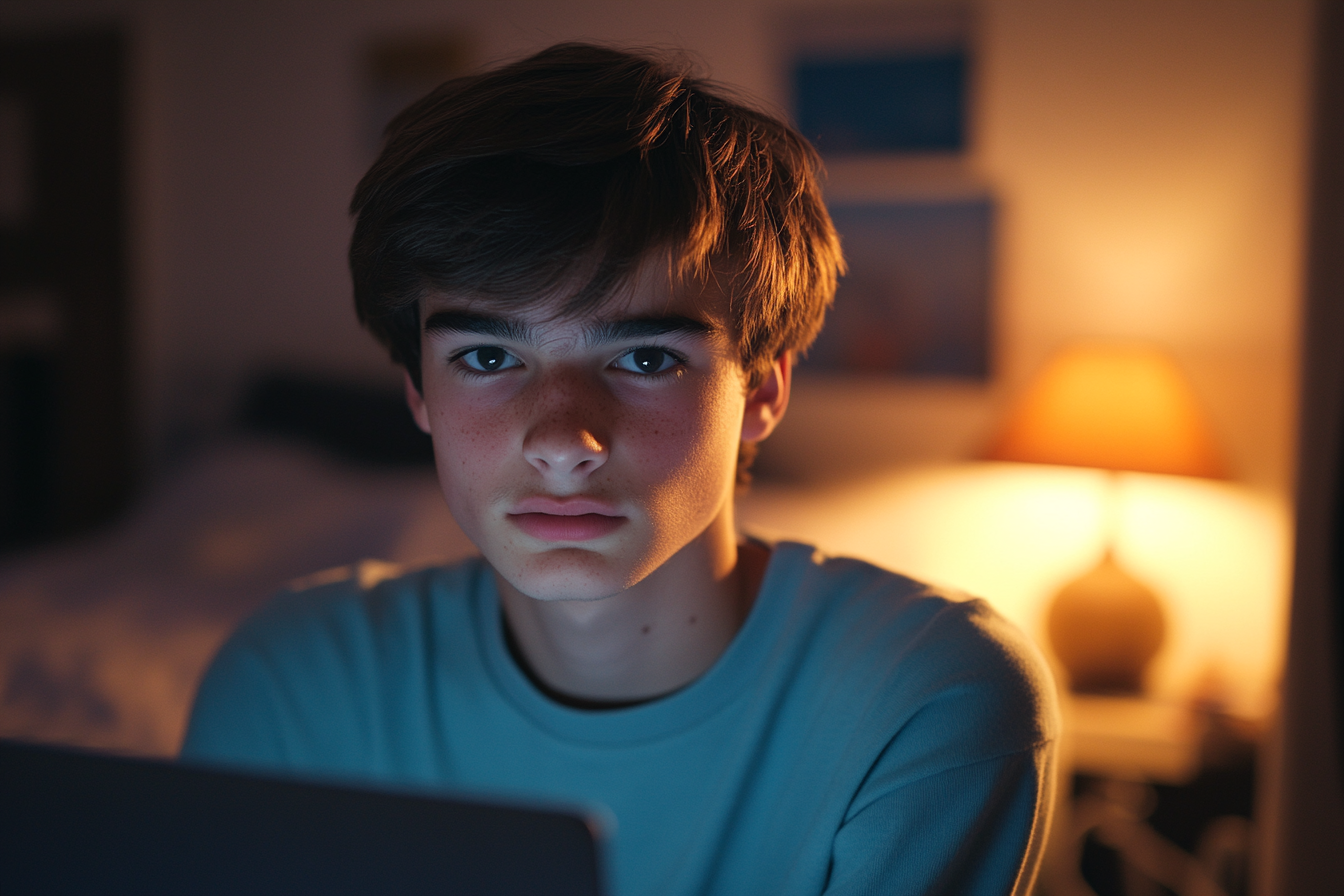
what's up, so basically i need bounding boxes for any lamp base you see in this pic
[1047,549,1166,695]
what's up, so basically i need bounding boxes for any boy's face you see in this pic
[406,269,787,603]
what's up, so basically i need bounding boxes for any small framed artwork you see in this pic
[793,51,967,155]
[802,199,993,379]
[779,4,971,158]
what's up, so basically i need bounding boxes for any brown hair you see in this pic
[349,42,843,478]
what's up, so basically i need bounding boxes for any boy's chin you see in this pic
[491,549,646,603]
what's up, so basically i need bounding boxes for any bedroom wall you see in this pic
[0,0,1311,495]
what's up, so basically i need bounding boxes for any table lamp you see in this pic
[986,343,1224,694]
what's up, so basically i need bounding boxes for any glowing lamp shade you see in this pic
[987,344,1223,478]
[988,343,1225,695]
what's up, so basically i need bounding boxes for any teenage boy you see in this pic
[183,43,1058,895]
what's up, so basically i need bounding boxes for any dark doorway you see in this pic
[0,28,132,549]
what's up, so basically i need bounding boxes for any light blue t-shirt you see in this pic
[182,543,1058,896]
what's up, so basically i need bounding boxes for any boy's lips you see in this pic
[508,496,626,542]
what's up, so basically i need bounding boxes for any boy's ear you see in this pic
[404,370,432,434]
[741,352,792,444]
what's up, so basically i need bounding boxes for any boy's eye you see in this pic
[458,346,520,372]
[614,347,681,375]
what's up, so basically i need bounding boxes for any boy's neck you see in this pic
[495,513,770,706]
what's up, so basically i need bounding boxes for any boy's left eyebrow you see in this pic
[585,316,714,345]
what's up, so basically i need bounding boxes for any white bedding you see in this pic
[0,439,474,757]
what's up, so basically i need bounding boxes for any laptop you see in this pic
[0,738,604,896]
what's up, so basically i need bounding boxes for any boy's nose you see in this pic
[523,428,607,477]
[522,378,610,479]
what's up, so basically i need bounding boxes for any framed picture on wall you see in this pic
[803,199,993,379]
[793,49,967,155]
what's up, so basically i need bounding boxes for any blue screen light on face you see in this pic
[793,52,966,154]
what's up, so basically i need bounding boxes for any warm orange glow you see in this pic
[987,343,1224,478]
[737,464,1290,720]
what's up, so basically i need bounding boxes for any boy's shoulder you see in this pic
[227,555,488,658]
[182,555,490,769]
[763,541,1037,662]
[761,542,1059,750]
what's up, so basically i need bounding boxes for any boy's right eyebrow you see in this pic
[422,311,715,344]
[422,311,532,342]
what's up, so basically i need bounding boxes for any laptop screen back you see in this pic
[0,738,603,896]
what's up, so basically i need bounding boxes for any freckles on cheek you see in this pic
[430,398,517,501]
